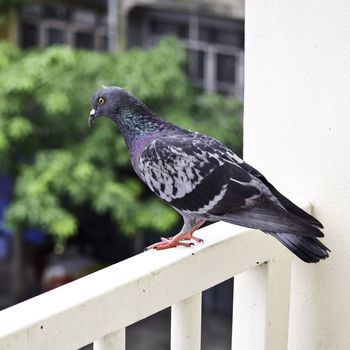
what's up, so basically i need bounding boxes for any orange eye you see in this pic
[97,97,105,105]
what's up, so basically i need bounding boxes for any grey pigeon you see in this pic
[88,86,330,263]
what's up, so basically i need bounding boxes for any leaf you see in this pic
[0,129,9,151]
[48,213,77,239]
[7,116,32,140]
[43,91,71,116]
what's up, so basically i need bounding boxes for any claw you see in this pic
[191,236,203,243]
[146,239,192,250]
[145,219,205,251]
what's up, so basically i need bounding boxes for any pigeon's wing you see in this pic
[138,132,259,211]
[138,132,323,237]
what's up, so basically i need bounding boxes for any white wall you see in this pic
[244,1,350,349]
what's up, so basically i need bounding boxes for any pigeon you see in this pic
[88,86,330,263]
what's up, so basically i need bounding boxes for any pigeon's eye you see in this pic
[97,97,105,105]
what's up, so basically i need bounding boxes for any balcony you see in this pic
[0,216,298,350]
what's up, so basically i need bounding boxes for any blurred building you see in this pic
[1,0,244,96]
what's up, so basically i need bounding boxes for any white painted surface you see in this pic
[245,1,350,349]
[0,221,288,350]
[171,294,202,350]
[94,329,125,350]
[232,255,291,350]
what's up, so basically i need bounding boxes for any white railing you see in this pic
[0,207,303,350]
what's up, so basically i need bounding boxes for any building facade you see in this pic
[1,0,244,96]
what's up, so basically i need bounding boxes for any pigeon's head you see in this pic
[88,86,152,127]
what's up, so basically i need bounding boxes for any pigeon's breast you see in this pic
[129,133,159,176]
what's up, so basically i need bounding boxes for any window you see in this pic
[19,4,108,51]
[128,7,244,97]
[217,54,236,84]
[20,22,38,48]
[75,32,94,49]
[189,49,205,82]
[48,28,65,45]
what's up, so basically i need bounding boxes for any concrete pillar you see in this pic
[244,1,350,349]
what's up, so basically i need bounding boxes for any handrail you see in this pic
[0,213,297,349]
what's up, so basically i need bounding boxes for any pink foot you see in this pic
[145,220,205,251]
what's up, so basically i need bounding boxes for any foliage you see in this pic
[0,37,242,243]
[0,0,24,7]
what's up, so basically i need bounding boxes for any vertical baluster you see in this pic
[171,293,202,350]
[232,255,291,350]
[94,329,125,350]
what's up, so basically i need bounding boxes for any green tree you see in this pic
[0,37,242,246]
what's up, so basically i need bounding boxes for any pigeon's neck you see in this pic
[113,107,165,152]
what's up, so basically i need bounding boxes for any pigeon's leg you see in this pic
[169,220,205,243]
[146,219,205,250]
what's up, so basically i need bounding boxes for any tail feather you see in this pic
[267,231,330,263]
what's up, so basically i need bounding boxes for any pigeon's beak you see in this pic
[88,108,96,127]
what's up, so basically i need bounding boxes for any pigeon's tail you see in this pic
[267,232,330,263]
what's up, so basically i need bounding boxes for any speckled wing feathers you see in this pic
[138,131,324,238]
[138,132,262,213]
